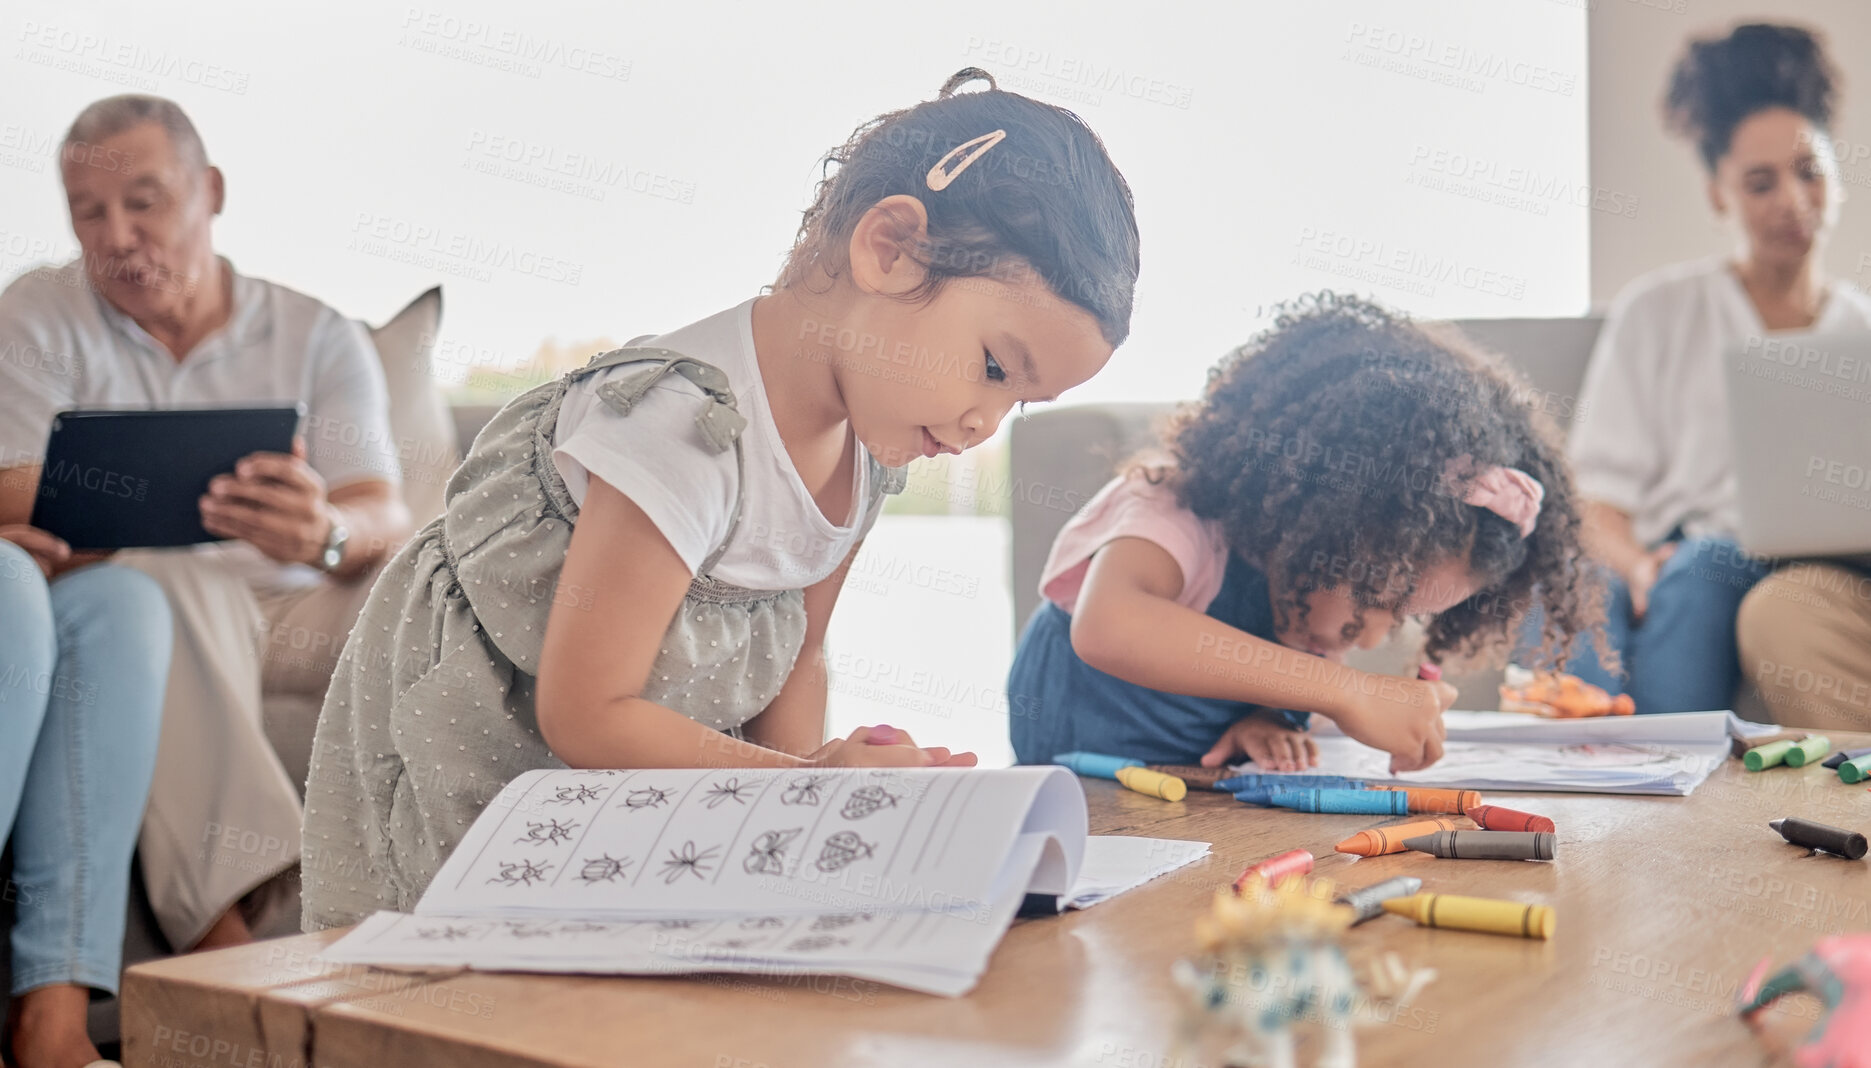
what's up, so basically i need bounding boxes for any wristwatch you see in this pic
[317,513,349,573]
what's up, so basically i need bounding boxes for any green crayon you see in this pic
[1783,736,1832,767]
[1745,739,1798,772]
[1839,753,1871,784]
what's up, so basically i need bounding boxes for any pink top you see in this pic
[1039,472,1232,615]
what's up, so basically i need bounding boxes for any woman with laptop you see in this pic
[1545,23,1871,713]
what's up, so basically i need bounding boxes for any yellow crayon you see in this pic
[1380,892,1554,940]
[1115,765,1187,802]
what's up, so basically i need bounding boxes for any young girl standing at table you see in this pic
[1009,293,1605,773]
[302,69,1140,927]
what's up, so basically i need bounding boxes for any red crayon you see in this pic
[1233,849,1314,892]
[1465,804,1557,834]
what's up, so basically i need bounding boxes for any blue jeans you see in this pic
[1517,537,1771,714]
[0,542,169,996]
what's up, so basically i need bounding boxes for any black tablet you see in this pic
[29,406,305,550]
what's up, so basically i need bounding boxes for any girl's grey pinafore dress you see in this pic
[300,346,905,929]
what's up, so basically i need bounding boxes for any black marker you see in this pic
[1820,745,1871,770]
[1770,817,1868,860]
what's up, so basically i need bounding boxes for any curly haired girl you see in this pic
[1008,292,1604,773]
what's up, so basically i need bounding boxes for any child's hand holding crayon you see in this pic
[1334,675,1456,774]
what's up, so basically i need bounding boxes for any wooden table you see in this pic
[123,740,1871,1068]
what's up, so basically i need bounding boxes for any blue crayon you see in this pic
[1052,751,1145,780]
[1233,785,1375,806]
[1215,774,1367,793]
[1266,790,1410,815]
[1233,787,1301,806]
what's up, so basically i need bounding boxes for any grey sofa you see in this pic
[1007,317,1768,717]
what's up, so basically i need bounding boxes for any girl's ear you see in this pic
[847,195,932,298]
[1705,176,1726,218]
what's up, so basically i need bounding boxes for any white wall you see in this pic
[0,0,1586,408]
[1588,1,1871,305]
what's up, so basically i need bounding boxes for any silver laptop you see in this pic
[1724,331,1871,561]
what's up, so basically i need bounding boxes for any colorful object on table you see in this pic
[1770,818,1869,860]
[1381,892,1555,940]
[1335,818,1467,857]
[1233,784,1371,805]
[1369,787,1482,814]
[1267,789,1409,815]
[1148,765,1234,790]
[1735,935,1871,1068]
[1822,745,1871,770]
[1464,804,1557,834]
[1784,735,1834,768]
[1171,877,1434,1068]
[1334,876,1424,926]
[1216,773,1366,793]
[1402,829,1557,861]
[1232,849,1315,892]
[1498,666,1634,717]
[1733,730,1811,760]
[1053,751,1145,780]
[1841,754,1871,785]
[1745,739,1800,772]
[1114,765,1187,802]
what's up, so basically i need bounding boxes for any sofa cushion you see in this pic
[365,287,458,526]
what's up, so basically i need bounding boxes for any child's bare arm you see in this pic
[740,542,854,758]
[1071,537,1366,714]
[536,476,804,769]
[1072,537,1450,770]
[744,540,976,766]
[536,479,959,770]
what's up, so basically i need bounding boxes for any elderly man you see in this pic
[0,95,411,969]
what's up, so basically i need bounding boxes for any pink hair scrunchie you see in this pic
[1462,465,1545,538]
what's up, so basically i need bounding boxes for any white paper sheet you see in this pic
[1249,710,1741,795]
[419,766,1087,919]
[322,831,1053,997]
[1064,836,1211,909]
[323,767,1113,997]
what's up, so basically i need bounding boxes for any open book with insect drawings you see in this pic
[322,766,1099,996]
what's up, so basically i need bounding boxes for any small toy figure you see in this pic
[1170,876,1435,1068]
[1737,935,1871,1068]
[1499,665,1635,718]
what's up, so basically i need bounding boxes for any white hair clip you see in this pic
[925,129,1007,191]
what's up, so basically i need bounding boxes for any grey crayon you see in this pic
[1335,876,1424,926]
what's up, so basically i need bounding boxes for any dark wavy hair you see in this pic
[1159,292,1607,670]
[776,68,1141,346]
[1665,22,1840,172]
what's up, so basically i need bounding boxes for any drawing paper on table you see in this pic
[323,832,1055,997]
[1273,734,1727,795]
[1065,836,1211,909]
[322,769,1210,996]
[420,767,1086,919]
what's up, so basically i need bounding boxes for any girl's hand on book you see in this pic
[1201,716,1318,771]
[1335,678,1455,774]
[808,725,979,768]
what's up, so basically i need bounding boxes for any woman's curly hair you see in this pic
[1159,292,1607,671]
[1664,23,1840,173]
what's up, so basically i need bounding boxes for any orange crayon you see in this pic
[1335,817,1467,857]
[1370,787,1482,814]
[1233,849,1314,892]
[1465,804,1556,834]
